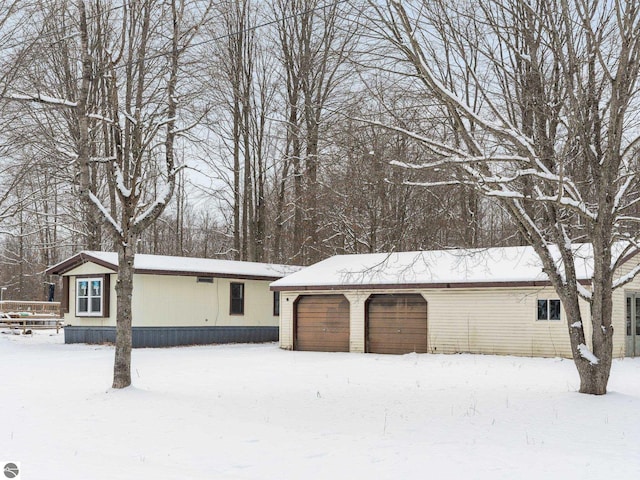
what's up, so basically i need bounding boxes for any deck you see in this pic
[0,301,63,333]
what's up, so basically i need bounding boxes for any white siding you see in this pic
[278,286,594,358]
[63,261,279,328]
[345,293,367,353]
[132,275,278,327]
[279,293,298,349]
[422,287,573,357]
[614,259,640,357]
[67,263,114,276]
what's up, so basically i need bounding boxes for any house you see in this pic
[270,244,640,358]
[46,251,301,347]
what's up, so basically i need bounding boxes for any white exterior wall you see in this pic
[63,262,279,328]
[277,286,618,358]
[279,293,298,349]
[345,292,368,353]
[423,286,574,357]
[132,275,278,327]
[614,260,640,357]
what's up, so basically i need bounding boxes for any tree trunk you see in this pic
[77,0,100,250]
[112,238,136,389]
[577,361,611,395]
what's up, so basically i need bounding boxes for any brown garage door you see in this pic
[295,295,350,352]
[366,294,427,354]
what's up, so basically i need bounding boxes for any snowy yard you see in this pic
[1,332,639,480]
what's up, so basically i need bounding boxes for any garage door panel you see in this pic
[370,327,426,336]
[295,295,350,352]
[368,316,426,328]
[368,310,425,319]
[367,294,427,354]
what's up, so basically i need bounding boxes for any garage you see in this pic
[366,294,427,354]
[294,295,350,352]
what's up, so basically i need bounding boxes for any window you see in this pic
[230,282,244,315]
[537,299,561,321]
[197,277,214,283]
[77,278,103,316]
[273,291,280,316]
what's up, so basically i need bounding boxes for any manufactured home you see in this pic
[47,251,300,347]
[271,244,640,358]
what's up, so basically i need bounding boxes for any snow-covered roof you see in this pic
[270,243,637,290]
[47,251,302,280]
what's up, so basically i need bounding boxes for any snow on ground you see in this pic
[1,331,639,480]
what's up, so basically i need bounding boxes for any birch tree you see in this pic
[371,0,640,394]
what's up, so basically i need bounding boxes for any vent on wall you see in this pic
[196,277,214,283]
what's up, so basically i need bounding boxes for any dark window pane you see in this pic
[537,300,548,321]
[231,283,243,299]
[91,297,101,313]
[549,300,561,320]
[78,281,88,297]
[273,291,280,316]
[231,299,243,314]
[636,298,640,336]
[78,298,88,313]
[627,297,632,336]
[230,283,244,315]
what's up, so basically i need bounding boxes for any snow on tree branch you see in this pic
[88,192,123,236]
[612,262,640,290]
[576,282,593,301]
[578,344,599,365]
[5,92,77,108]
[113,162,132,199]
[133,183,171,230]
[56,147,78,159]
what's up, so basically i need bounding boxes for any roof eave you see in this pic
[46,254,287,281]
[45,252,118,276]
[133,268,284,281]
[271,278,592,292]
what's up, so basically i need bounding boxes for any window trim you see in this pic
[537,298,561,321]
[76,277,105,317]
[230,282,245,315]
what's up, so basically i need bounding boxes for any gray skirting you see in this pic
[64,325,278,348]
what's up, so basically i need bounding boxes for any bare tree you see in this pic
[369,0,640,394]
[73,0,214,388]
[0,1,42,231]
[273,0,359,264]
[201,0,282,263]
[206,0,258,261]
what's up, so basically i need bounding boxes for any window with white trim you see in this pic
[537,299,561,321]
[76,278,103,316]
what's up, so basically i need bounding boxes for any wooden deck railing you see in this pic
[0,317,63,333]
[0,301,61,316]
[0,301,63,333]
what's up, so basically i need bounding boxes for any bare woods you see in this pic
[0,1,639,393]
